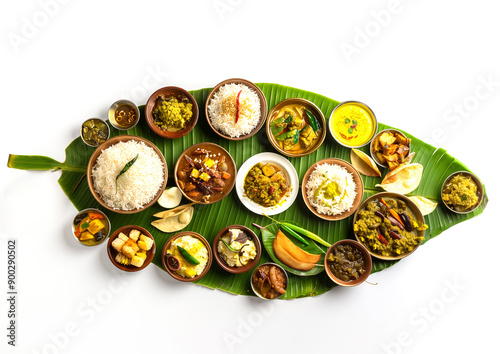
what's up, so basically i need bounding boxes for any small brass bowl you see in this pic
[108,99,140,130]
[266,98,326,157]
[441,171,483,214]
[370,128,412,169]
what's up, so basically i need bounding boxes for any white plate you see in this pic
[236,152,299,216]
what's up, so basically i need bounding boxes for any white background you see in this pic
[1,1,498,353]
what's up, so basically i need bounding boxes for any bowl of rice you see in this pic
[302,158,364,221]
[161,231,212,282]
[205,78,267,140]
[87,135,168,214]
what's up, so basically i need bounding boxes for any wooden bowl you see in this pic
[87,135,168,214]
[205,78,267,140]
[213,225,261,274]
[441,171,484,214]
[107,225,156,272]
[161,231,212,282]
[145,86,199,139]
[370,128,412,169]
[174,142,236,204]
[266,98,326,157]
[324,239,372,287]
[302,158,364,221]
[353,192,425,261]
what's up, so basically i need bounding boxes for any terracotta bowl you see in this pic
[205,78,267,140]
[213,225,261,274]
[174,142,236,204]
[250,262,288,300]
[441,171,484,214]
[352,192,425,261]
[324,239,372,287]
[302,158,364,221]
[161,231,212,282]
[107,225,156,272]
[266,97,326,157]
[87,135,168,214]
[370,128,412,169]
[145,86,199,139]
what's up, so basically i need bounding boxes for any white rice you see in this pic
[91,140,164,210]
[207,83,261,138]
[305,163,357,216]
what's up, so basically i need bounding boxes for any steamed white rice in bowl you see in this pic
[207,81,263,138]
[91,139,165,211]
[305,163,357,216]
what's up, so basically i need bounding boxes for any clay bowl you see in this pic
[302,158,364,221]
[145,86,199,139]
[324,239,372,287]
[161,231,212,283]
[441,171,484,214]
[107,225,156,272]
[205,78,267,140]
[87,135,168,214]
[352,192,425,261]
[266,97,326,157]
[213,225,261,274]
[174,142,236,204]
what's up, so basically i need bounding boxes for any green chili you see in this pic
[177,245,200,265]
[305,110,320,132]
[280,224,309,246]
[115,153,139,193]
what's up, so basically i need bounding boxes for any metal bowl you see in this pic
[441,171,484,214]
[328,101,378,148]
[108,99,140,130]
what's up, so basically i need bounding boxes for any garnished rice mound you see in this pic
[207,83,261,138]
[305,163,357,216]
[92,140,164,210]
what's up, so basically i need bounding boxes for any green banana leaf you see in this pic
[7,83,488,299]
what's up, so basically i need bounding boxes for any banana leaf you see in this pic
[7,83,488,299]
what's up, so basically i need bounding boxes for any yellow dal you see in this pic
[330,103,376,146]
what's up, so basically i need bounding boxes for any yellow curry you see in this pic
[330,102,376,147]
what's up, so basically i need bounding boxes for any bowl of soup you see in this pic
[329,101,377,148]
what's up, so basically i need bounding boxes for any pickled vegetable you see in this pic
[327,244,366,281]
[81,119,109,146]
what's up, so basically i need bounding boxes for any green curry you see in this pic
[244,163,288,207]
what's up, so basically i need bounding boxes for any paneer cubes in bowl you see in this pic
[107,226,156,271]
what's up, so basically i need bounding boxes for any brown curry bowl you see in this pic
[324,239,372,287]
[161,231,212,283]
[213,225,262,274]
[370,128,412,169]
[87,135,168,214]
[174,142,236,204]
[441,171,484,214]
[266,98,326,157]
[205,78,268,140]
[352,192,425,261]
[250,262,288,300]
[145,86,199,139]
[302,158,364,221]
[107,225,156,272]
